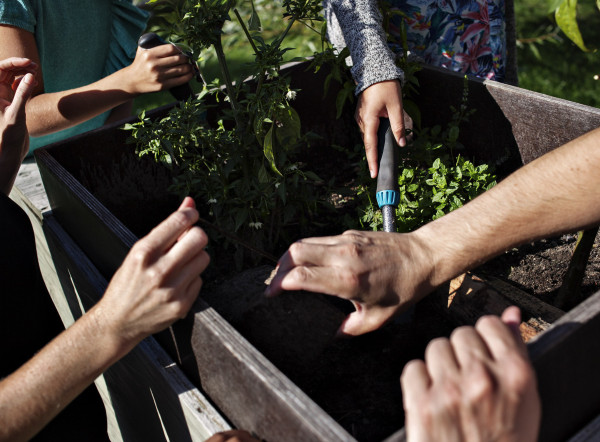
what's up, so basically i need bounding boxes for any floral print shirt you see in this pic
[324,0,506,94]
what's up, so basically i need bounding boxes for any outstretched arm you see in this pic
[267,127,600,335]
[0,197,209,442]
[0,25,193,138]
[324,0,406,177]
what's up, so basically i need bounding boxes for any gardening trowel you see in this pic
[137,32,202,101]
[376,118,399,232]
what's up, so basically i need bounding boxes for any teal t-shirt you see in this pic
[0,0,148,153]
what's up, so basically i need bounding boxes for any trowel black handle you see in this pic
[137,32,194,101]
[376,118,399,196]
[376,118,399,232]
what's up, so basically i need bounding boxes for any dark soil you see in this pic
[200,265,457,442]
[476,231,600,309]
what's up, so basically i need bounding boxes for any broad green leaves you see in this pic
[552,0,598,51]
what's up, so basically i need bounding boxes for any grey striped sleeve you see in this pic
[323,0,405,95]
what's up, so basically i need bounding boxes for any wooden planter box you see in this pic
[35,62,600,441]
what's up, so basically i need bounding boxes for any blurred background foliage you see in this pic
[133,0,600,113]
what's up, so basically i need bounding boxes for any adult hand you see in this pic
[355,79,406,178]
[94,197,209,355]
[401,306,541,442]
[0,57,37,195]
[204,430,260,442]
[123,44,194,96]
[266,229,434,336]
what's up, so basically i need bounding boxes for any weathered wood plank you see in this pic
[192,302,354,442]
[382,428,406,442]
[415,65,600,169]
[567,413,600,442]
[428,273,560,342]
[528,290,600,442]
[484,80,600,164]
[14,158,50,213]
[10,179,75,327]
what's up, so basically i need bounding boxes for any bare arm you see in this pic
[0,197,209,441]
[0,25,193,137]
[267,128,600,334]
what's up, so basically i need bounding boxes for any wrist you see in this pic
[109,66,141,99]
[412,218,471,290]
[86,302,138,367]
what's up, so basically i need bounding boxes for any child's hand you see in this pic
[123,44,195,96]
[355,79,406,178]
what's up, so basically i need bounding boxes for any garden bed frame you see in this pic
[26,62,600,441]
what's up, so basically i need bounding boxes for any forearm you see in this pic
[26,68,136,137]
[417,127,600,287]
[324,0,403,93]
[0,307,126,442]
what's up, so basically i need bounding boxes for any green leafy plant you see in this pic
[126,0,349,269]
[354,79,497,233]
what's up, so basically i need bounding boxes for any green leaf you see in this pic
[555,0,591,52]
[248,0,262,31]
[263,125,282,176]
[303,171,322,182]
[258,164,269,183]
[547,0,564,13]
[448,125,459,143]
[432,192,445,203]
[275,106,301,145]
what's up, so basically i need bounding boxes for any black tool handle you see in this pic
[137,32,194,101]
[376,118,399,194]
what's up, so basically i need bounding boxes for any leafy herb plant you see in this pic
[354,78,497,233]
[126,0,349,269]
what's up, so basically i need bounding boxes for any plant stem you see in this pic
[555,226,598,310]
[233,8,259,55]
[213,35,240,127]
[275,17,296,48]
[233,8,265,95]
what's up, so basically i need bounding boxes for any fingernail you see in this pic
[369,168,375,179]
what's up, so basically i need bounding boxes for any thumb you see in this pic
[336,305,390,337]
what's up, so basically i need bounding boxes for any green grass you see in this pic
[133,0,600,114]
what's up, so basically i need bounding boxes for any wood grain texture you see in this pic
[429,273,561,342]
[528,290,600,442]
[192,302,354,442]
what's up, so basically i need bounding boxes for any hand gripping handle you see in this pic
[137,32,194,101]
